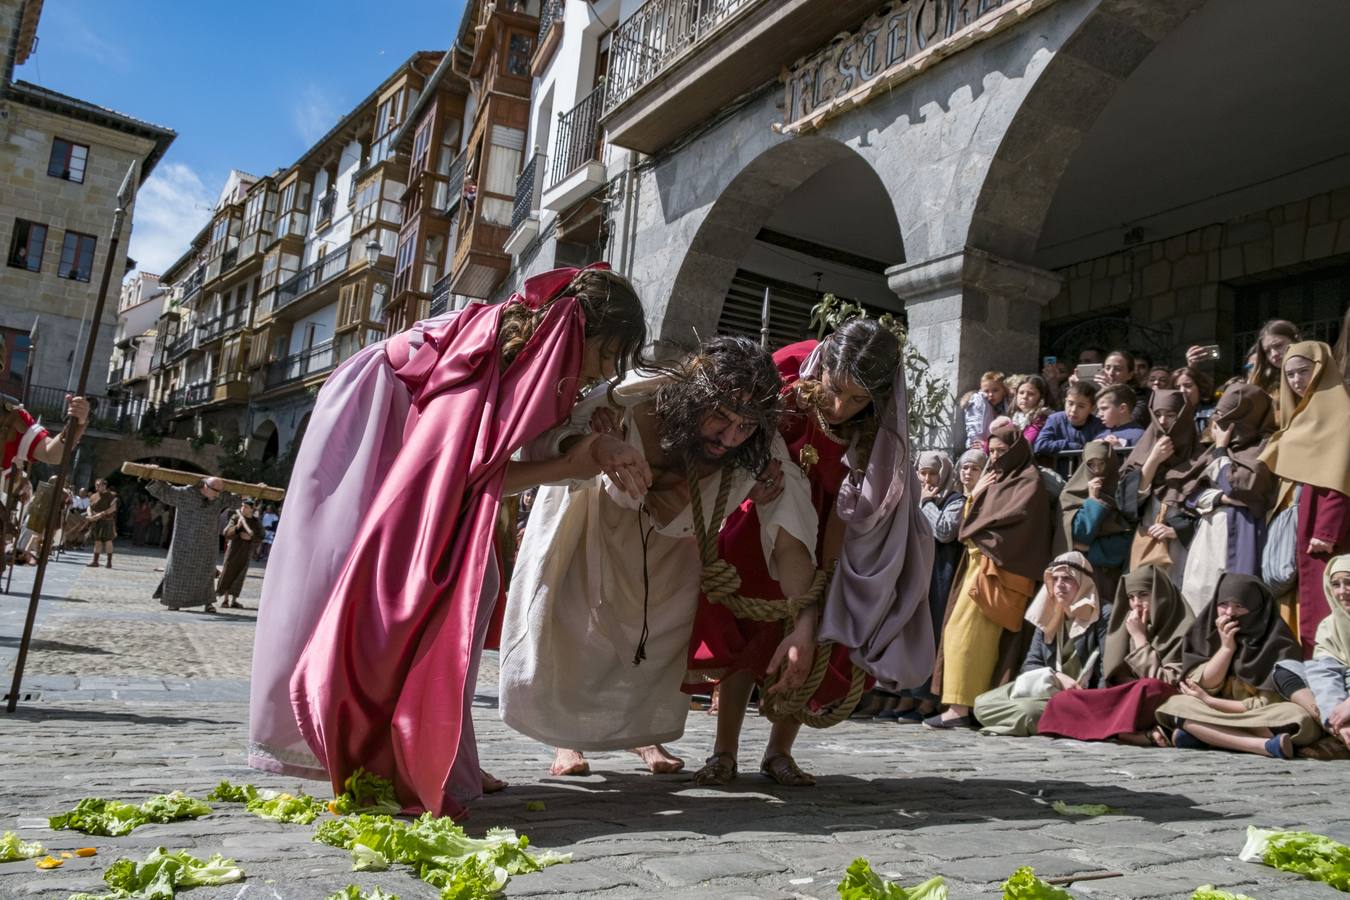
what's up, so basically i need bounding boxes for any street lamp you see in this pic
[365,238,390,323]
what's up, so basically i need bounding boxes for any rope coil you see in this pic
[688,469,864,727]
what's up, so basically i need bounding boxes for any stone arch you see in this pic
[966,0,1208,262]
[661,135,905,347]
[250,418,280,463]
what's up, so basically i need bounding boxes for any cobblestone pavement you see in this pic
[1,547,1347,899]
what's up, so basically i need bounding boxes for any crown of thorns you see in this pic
[682,351,782,426]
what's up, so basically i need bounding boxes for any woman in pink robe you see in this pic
[251,266,648,820]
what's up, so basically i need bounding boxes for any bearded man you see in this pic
[500,336,820,776]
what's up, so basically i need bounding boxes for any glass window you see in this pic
[507,32,533,76]
[58,231,98,282]
[47,138,89,183]
[7,219,47,272]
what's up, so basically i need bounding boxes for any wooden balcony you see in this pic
[602,0,878,154]
[211,372,251,404]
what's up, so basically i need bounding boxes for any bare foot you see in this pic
[550,749,590,776]
[481,770,508,793]
[630,744,684,774]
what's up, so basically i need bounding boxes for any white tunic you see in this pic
[499,375,817,751]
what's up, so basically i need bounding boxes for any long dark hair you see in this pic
[654,336,782,475]
[1251,319,1302,392]
[498,268,648,381]
[797,318,901,470]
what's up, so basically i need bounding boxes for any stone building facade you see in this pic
[0,0,174,396]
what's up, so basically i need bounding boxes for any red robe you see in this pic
[290,286,585,820]
[684,340,859,706]
[1296,486,1350,655]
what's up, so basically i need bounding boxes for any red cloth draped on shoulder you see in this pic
[291,272,585,819]
[684,340,859,706]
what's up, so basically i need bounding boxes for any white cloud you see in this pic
[46,5,131,72]
[127,162,216,277]
[293,82,338,146]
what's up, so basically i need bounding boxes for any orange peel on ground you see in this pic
[35,855,64,869]
[74,848,97,857]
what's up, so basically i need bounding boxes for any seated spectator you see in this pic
[1038,565,1191,746]
[926,423,1052,729]
[1010,375,1051,447]
[1307,556,1350,750]
[962,371,1007,450]
[1060,441,1131,593]
[1173,366,1217,438]
[1095,384,1144,448]
[972,551,1108,736]
[1146,367,1174,392]
[1156,574,1321,758]
[1033,381,1103,457]
[1179,384,1277,610]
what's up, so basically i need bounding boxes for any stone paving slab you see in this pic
[1,548,1349,898]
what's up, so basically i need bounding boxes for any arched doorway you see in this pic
[250,419,280,464]
[664,137,905,349]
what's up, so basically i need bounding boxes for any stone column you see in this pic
[888,247,1062,448]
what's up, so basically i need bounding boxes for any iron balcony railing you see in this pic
[550,81,605,189]
[167,328,194,359]
[275,242,351,311]
[184,381,211,406]
[429,272,452,317]
[196,314,223,343]
[537,0,564,48]
[265,339,335,389]
[605,0,759,114]
[511,151,546,234]
[180,267,205,303]
[316,187,338,224]
[24,383,172,434]
[222,304,249,334]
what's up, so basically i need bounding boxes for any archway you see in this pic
[250,418,280,464]
[663,136,905,349]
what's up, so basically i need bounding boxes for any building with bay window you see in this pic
[1,0,175,396]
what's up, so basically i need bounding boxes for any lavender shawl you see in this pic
[810,346,937,688]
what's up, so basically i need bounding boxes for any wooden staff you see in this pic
[120,462,286,502]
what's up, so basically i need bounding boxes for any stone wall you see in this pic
[0,100,156,391]
[1043,184,1350,357]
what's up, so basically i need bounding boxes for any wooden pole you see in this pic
[6,163,137,713]
[120,462,285,502]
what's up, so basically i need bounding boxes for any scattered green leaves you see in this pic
[67,847,243,899]
[524,801,546,812]
[1001,867,1074,899]
[325,887,400,900]
[837,858,948,899]
[0,831,44,862]
[1050,801,1119,818]
[1240,825,1350,891]
[1191,887,1255,900]
[329,769,402,817]
[207,780,326,824]
[49,793,210,837]
[315,812,568,898]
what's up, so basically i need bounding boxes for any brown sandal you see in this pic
[760,753,815,787]
[691,752,738,786]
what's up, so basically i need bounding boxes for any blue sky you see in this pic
[14,0,466,276]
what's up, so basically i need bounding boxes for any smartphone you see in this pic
[1042,355,1057,367]
[1197,344,1221,361]
[1075,363,1102,382]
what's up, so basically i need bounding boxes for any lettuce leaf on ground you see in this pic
[206,780,325,824]
[837,858,948,899]
[67,847,243,899]
[1192,887,1255,899]
[49,793,209,837]
[1001,867,1074,899]
[0,830,44,862]
[205,781,257,803]
[329,769,403,816]
[136,793,211,824]
[325,887,400,900]
[315,812,568,897]
[1239,826,1350,891]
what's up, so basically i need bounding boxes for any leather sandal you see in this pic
[760,753,815,787]
[691,752,738,786]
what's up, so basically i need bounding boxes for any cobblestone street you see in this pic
[1,547,1347,899]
